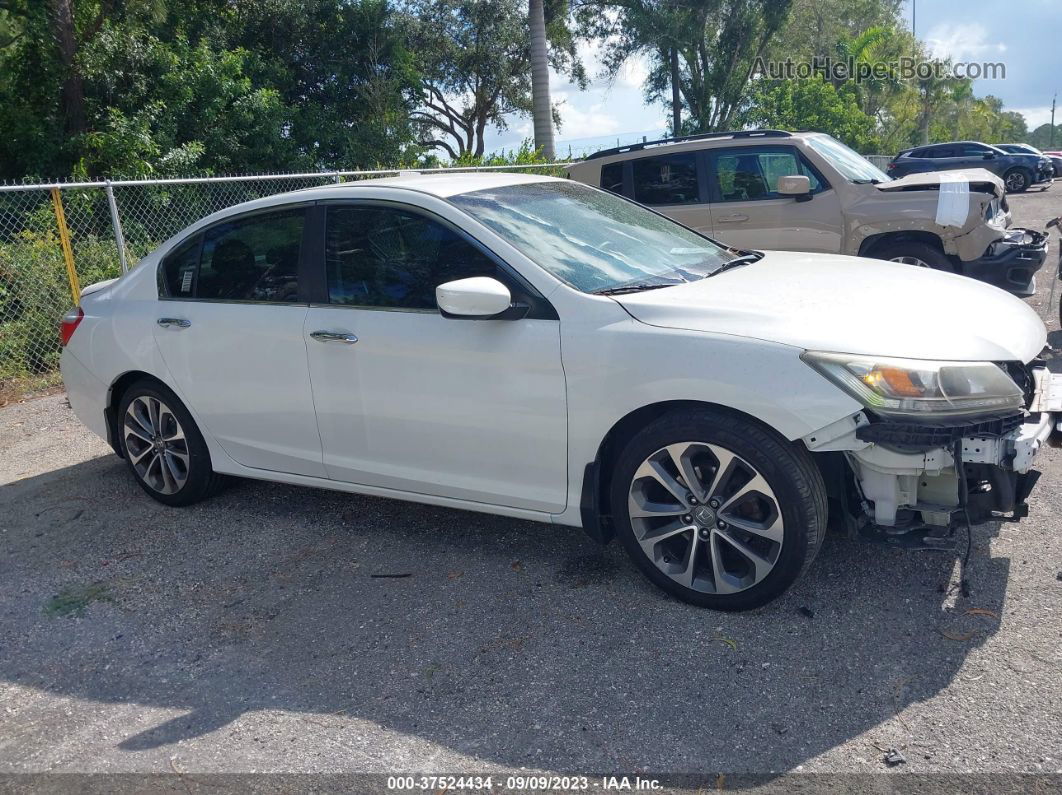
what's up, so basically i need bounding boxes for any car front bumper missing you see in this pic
[805,368,1061,543]
[963,228,1047,296]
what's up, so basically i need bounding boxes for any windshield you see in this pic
[806,134,890,184]
[450,181,736,293]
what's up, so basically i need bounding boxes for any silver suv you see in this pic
[567,130,1046,295]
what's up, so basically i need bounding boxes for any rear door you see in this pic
[705,145,842,252]
[153,206,326,477]
[599,152,713,236]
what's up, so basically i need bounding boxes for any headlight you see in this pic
[801,352,1024,418]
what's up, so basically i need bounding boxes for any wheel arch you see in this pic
[858,229,946,258]
[580,399,796,545]
[104,370,171,457]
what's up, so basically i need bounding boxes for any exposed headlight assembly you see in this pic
[801,352,1024,418]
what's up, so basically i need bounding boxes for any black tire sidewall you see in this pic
[117,379,215,506]
[609,408,826,611]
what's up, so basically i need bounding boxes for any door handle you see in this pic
[157,317,191,328]
[311,330,358,344]
[716,214,749,223]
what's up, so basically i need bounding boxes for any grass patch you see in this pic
[44,582,113,617]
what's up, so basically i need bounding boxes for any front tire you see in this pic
[1004,168,1031,193]
[117,379,222,506]
[609,408,827,611]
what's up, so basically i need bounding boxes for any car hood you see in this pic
[613,251,1046,362]
[877,168,1004,198]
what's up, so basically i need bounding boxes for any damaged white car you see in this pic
[59,174,1060,610]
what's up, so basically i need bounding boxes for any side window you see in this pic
[961,144,990,157]
[631,153,699,205]
[160,235,201,298]
[714,149,821,202]
[325,205,498,310]
[196,209,304,302]
[600,162,625,195]
[927,146,954,158]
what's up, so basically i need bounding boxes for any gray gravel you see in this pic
[1,190,1061,780]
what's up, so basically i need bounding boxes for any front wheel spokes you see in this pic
[713,530,775,588]
[635,518,695,558]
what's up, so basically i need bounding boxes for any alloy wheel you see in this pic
[627,442,784,595]
[123,395,190,495]
[1005,172,1027,192]
[889,255,931,268]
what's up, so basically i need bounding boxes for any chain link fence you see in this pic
[0,155,892,398]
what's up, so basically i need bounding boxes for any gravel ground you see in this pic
[1,189,1061,786]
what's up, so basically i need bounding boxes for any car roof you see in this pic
[320,171,563,198]
[573,130,826,167]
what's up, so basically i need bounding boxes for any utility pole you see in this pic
[911,0,916,36]
[1052,92,1057,148]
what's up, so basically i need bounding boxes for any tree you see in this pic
[0,0,422,178]
[404,0,582,159]
[578,0,794,133]
[529,0,554,159]
[744,76,877,152]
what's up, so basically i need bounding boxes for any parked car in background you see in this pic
[888,141,1053,193]
[59,174,1061,610]
[567,130,1046,295]
[998,143,1062,178]
[1046,151,1062,175]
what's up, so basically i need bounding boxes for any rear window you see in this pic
[631,153,700,205]
[600,162,624,194]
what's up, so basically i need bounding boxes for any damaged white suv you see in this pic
[59,174,1060,610]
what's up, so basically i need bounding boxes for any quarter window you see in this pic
[600,162,624,195]
[160,235,201,298]
[196,210,304,302]
[325,205,499,310]
[714,150,822,202]
[631,153,700,205]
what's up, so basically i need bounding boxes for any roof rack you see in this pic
[584,129,794,161]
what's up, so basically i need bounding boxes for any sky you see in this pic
[484,0,1062,157]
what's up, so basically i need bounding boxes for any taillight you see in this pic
[60,306,83,347]
[887,162,896,171]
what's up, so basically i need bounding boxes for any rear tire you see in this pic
[869,240,954,272]
[117,379,222,506]
[609,408,827,611]
[1004,168,1031,193]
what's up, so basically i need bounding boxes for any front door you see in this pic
[707,146,843,253]
[303,202,568,513]
[153,206,325,478]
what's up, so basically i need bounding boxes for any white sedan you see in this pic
[60,173,1060,610]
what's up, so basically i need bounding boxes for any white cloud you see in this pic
[924,23,1007,62]
[1012,106,1055,129]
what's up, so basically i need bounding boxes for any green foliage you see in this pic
[0,227,121,379]
[0,0,423,179]
[1029,124,1062,151]
[744,77,878,152]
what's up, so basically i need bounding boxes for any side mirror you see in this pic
[436,276,516,320]
[777,174,813,202]
[983,152,996,160]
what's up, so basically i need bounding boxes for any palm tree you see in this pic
[529,0,555,160]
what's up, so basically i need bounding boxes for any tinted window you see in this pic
[960,144,990,156]
[600,162,624,194]
[631,154,699,205]
[160,235,201,298]
[326,205,498,310]
[195,210,304,302]
[714,149,821,202]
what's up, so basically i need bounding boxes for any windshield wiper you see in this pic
[594,283,676,296]
[707,250,764,277]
